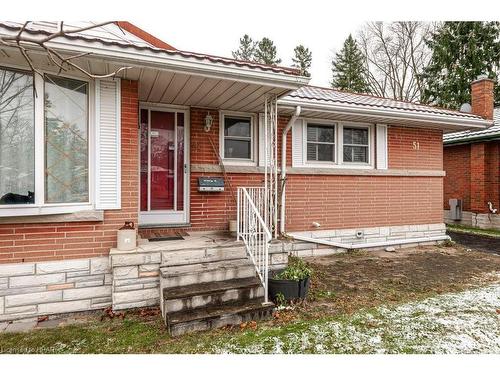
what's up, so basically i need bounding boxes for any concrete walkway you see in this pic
[0,312,95,334]
[0,318,38,333]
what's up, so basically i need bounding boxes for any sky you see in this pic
[6,0,499,87]
[134,2,365,87]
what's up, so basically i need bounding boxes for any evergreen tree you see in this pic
[421,21,500,109]
[331,35,370,93]
[231,34,256,61]
[292,45,312,77]
[254,37,282,65]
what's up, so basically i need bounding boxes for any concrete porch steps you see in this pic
[161,245,248,267]
[165,298,274,337]
[159,244,274,336]
[163,276,263,313]
[160,259,256,288]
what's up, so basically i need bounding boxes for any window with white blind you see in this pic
[296,120,375,168]
[343,126,369,164]
[306,123,336,162]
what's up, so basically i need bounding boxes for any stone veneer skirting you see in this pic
[444,210,500,229]
[109,223,446,311]
[0,257,111,322]
[0,223,446,322]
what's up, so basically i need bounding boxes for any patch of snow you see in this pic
[210,284,500,354]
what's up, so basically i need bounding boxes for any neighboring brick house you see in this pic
[0,22,491,324]
[443,76,498,228]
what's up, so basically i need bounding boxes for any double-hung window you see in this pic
[221,113,254,163]
[301,121,372,167]
[306,123,335,162]
[0,66,90,211]
[342,126,369,164]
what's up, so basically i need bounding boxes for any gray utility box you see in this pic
[449,199,463,220]
[198,177,224,192]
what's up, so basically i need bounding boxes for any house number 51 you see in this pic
[412,141,420,150]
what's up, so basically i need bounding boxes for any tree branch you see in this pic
[0,21,131,80]
[357,21,432,102]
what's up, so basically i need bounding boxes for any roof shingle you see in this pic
[285,86,484,119]
[0,21,302,76]
[443,108,500,143]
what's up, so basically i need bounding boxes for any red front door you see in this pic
[139,108,187,225]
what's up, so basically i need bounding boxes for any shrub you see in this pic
[274,255,312,281]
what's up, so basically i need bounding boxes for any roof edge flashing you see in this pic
[278,99,492,130]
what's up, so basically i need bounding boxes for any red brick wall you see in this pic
[190,173,264,230]
[285,175,443,231]
[0,99,446,262]
[190,109,291,166]
[470,143,487,212]
[443,144,471,211]
[471,78,495,120]
[388,126,443,170]
[0,80,139,264]
[485,141,500,210]
[188,108,290,231]
[188,108,444,231]
[443,140,500,214]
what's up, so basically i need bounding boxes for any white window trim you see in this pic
[301,119,375,169]
[339,122,374,168]
[219,111,257,166]
[0,65,95,217]
[303,119,337,167]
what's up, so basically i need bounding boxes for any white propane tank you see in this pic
[117,221,136,251]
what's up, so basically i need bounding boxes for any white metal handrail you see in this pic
[264,95,279,238]
[236,187,271,304]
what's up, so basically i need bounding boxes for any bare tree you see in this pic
[357,21,434,102]
[0,21,131,81]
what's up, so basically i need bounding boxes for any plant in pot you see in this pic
[268,255,312,302]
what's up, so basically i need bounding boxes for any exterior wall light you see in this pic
[204,112,213,132]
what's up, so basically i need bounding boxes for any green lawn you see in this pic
[447,223,500,238]
[1,246,499,354]
[1,284,499,354]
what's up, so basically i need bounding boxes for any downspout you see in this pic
[280,106,301,235]
[278,104,450,248]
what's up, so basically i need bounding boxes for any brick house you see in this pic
[443,76,498,228]
[0,22,491,333]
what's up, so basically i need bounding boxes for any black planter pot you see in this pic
[268,274,310,302]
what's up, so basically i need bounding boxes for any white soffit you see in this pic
[0,48,290,112]
[134,67,288,112]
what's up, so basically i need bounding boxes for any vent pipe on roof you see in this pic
[280,106,301,235]
[460,103,472,113]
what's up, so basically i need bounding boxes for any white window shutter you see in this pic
[291,119,304,167]
[95,79,121,210]
[376,124,388,169]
